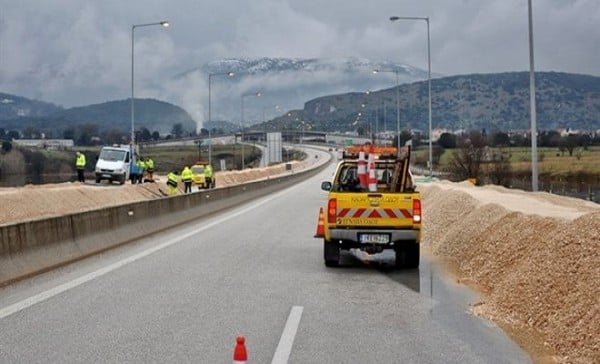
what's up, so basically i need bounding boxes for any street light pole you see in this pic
[207,71,234,165]
[390,16,432,177]
[131,20,169,146]
[373,69,400,148]
[528,0,539,191]
[240,91,261,170]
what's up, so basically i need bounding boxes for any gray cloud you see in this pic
[1,0,598,124]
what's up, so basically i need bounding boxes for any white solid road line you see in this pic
[272,306,304,364]
[0,185,302,320]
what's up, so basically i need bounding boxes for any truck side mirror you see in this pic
[321,181,332,191]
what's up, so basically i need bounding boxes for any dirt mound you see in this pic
[420,183,600,363]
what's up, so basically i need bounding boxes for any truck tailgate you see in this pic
[332,192,419,228]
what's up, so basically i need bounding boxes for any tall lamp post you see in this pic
[528,0,538,191]
[207,71,235,164]
[373,69,400,148]
[131,20,169,145]
[390,15,432,177]
[240,91,261,169]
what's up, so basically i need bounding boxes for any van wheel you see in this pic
[324,240,341,267]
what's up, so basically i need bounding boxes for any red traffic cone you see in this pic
[233,336,247,364]
[357,151,368,188]
[367,153,377,192]
[314,207,325,238]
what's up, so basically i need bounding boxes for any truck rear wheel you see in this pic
[395,242,420,269]
[324,240,341,267]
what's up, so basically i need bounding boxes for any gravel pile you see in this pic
[420,182,599,363]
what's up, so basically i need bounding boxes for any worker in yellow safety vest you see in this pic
[181,166,193,193]
[204,164,214,188]
[75,151,86,183]
[145,157,155,182]
[167,171,179,195]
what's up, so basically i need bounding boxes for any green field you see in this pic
[413,146,600,178]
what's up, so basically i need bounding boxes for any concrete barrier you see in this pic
[0,161,328,286]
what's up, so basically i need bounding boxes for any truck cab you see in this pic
[94,145,133,185]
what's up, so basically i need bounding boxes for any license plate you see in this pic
[359,233,390,244]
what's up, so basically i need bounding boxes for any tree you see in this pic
[171,123,184,139]
[432,145,444,166]
[151,131,160,141]
[438,132,457,149]
[1,141,12,153]
[486,148,512,187]
[139,127,152,142]
[63,127,75,140]
[560,134,579,156]
[77,123,98,146]
[490,131,510,147]
[7,130,20,140]
[448,131,488,182]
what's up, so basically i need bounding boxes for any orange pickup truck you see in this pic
[316,145,421,268]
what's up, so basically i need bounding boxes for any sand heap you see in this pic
[419,181,599,363]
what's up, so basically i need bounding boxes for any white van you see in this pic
[94,145,132,184]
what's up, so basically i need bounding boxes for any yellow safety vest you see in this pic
[76,154,86,168]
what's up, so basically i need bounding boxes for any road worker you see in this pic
[75,151,86,183]
[145,156,155,182]
[181,165,193,193]
[167,171,179,195]
[204,163,214,188]
[136,157,145,184]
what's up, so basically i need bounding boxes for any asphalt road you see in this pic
[0,162,530,363]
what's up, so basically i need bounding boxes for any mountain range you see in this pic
[1,57,600,140]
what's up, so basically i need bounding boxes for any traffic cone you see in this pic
[357,151,368,188]
[367,153,377,192]
[314,207,325,238]
[233,336,247,364]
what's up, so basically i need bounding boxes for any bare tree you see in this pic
[486,148,513,187]
[448,131,488,182]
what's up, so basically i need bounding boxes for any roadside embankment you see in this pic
[419,181,600,363]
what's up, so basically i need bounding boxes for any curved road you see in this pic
[0,157,529,363]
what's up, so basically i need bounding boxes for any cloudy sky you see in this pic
[1,0,599,124]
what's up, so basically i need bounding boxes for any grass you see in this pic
[413,145,600,177]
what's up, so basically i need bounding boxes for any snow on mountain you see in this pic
[173,57,430,126]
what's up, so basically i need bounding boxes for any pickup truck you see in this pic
[317,145,421,268]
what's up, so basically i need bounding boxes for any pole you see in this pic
[389,16,432,176]
[528,0,538,191]
[131,25,135,145]
[241,95,245,170]
[208,73,213,166]
[239,91,261,170]
[396,70,400,149]
[207,71,234,166]
[426,17,432,178]
[130,21,169,146]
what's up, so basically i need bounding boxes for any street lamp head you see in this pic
[390,16,400,21]
[160,21,170,27]
[227,72,235,77]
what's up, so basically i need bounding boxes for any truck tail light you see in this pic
[412,199,421,224]
[327,198,337,224]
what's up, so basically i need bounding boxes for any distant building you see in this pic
[12,139,74,150]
